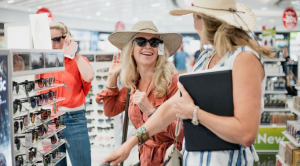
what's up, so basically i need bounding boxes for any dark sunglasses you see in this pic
[87,126,95,132]
[35,90,57,105]
[50,149,59,159]
[50,132,61,144]
[19,80,35,93]
[87,119,95,124]
[35,77,55,88]
[13,81,20,94]
[134,37,163,48]
[98,110,103,115]
[97,127,111,132]
[89,135,97,140]
[15,137,21,150]
[36,124,48,137]
[15,155,24,166]
[38,108,51,120]
[28,147,37,162]
[43,154,52,165]
[98,85,104,90]
[52,117,61,129]
[51,35,66,44]
[96,76,108,81]
[98,118,113,124]
[85,110,94,115]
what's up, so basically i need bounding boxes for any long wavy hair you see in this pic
[120,34,177,98]
[198,14,272,58]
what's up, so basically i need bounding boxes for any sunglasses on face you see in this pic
[96,76,108,81]
[134,37,163,48]
[51,35,66,44]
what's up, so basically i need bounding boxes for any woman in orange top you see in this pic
[42,22,94,166]
[96,21,184,166]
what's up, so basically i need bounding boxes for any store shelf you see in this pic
[13,98,65,119]
[263,58,286,62]
[260,124,286,128]
[291,108,300,116]
[14,111,66,136]
[53,153,67,166]
[282,131,300,147]
[265,90,288,94]
[263,108,290,112]
[13,84,65,96]
[39,139,66,156]
[266,73,286,77]
[276,155,287,166]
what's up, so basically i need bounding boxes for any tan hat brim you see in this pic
[169,3,257,31]
[108,31,182,56]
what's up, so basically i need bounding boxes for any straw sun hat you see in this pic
[169,0,257,32]
[108,21,182,56]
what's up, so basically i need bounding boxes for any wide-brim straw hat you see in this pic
[169,0,257,32]
[108,21,182,56]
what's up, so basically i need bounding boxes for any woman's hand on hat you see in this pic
[63,34,74,45]
[174,82,195,120]
[131,90,154,116]
[108,51,122,78]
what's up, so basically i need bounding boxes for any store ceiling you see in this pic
[0,0,299,29]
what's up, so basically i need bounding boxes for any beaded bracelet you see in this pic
[132,127,149,146]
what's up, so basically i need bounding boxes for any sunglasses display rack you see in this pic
[81,51,129,165]
[1,49,69,166]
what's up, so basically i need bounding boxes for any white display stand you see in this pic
[3,49,68,166]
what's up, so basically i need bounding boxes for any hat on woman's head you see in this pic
[169,0,256,32]
[108,21,182,56]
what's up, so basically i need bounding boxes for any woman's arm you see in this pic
[175,52,264,147]
[75,53,95,82]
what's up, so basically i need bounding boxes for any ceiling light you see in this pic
[133,17,138,22]
[75,8,81,11]
[96,11,101,16]
[37,6,42,9]
[105,2,111,6]
[151,3,160,7]
[87,16,91,19]
[28,8,31,11]
[261,7,268,11]
[7,0,14,3]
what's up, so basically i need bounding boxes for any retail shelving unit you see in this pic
[2,49,68,166]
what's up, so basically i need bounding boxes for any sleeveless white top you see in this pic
[183,46,265,166]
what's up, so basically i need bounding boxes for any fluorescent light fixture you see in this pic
[87,16,91,19]
[260,7,268,11]
[151,3,160,7]
[96,11,101,16]
[105,2,111,6]
[75,8,81,11]
[133,17,138,22]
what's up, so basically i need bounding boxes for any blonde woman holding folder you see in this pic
[100,0,273,165]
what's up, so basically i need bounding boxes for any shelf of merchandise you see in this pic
[276,155,287,166]
[263,107,290,112]
[265,90,288,94]
[291,107,300,116]
[11,49,65,77]
[13,84,65,96]
[282,131,300,147]
[13,98,66,119]
[263,58,286,62]
[260,124,286,128]
[39,139,66,156]
[266,73,286,77]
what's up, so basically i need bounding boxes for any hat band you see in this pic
[139,28,158,33]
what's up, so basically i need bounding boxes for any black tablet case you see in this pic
[178,70,240,151]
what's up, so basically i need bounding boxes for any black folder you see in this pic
[178,69,240,151]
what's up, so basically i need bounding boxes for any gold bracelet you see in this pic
[106,86,118,90]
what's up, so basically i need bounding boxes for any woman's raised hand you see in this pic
[108,51,122,78]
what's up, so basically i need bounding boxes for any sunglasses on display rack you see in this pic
[85,110,94,115]
[43,154,52,165]
[50,149,59,159]
[37,108,51,120]
[97,110,103,116]
[97,127,111,132]
[34,90,57,105]
[89,135,97,140]
[98,118,113,124]
[98,136,114,141]
[20,80,36,93]
[87,119,95,124]
[87,126,95,132]
[35,76,55,88]
[13,99,27,114]
[15,155,24,166]
[51,35,66,44]
[134,37,163,48]
[98,85,104,90]
[99,144,113,148]
[36,124,48,137]
[14,137,21,150]
[13,81,20,94]
[50,132,61,144]
[52,117,61,129]
[96,76,108,81]
[14,120,24,134]
[28,147,37,162]
[97,68,109,73]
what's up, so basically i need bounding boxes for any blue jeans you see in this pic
[56,110,91,166]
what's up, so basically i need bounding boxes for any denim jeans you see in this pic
[56,110,91,166]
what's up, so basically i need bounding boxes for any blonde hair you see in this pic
[120,35,177,98]
[50,22,71,36]
[199,14,272,58]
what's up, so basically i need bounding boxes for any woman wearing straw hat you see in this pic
[95,21,184,166]
[100,0,273,165]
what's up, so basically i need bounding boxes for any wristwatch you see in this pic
[191,106,199,125]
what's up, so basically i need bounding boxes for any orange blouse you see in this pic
[96,75,184,166]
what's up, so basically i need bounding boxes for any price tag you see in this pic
[25,132,32,147]
[64,138,70,148]
[63,82,70,91]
